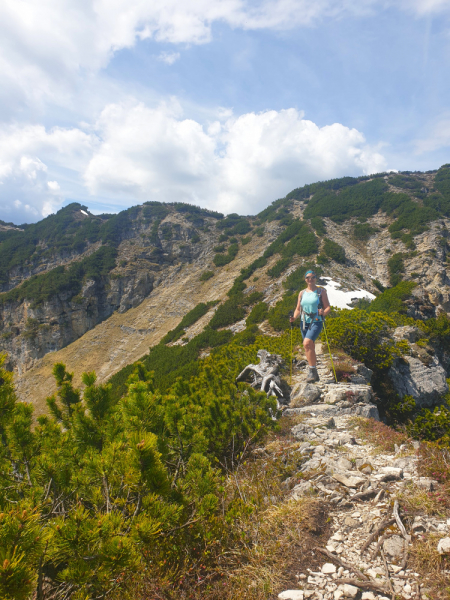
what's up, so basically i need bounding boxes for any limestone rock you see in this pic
[291,423,313,440]
[291,383,321,406]
[393,325,420,343]
[416,476,438,491]
[332,472,366,488]
[383,535,405,559]
[343,516,360,528]
[437,537,450,554]
[337,583,359,598]
[388,354,448,407]
[321,562,337,574]
[278,591,304,600]
[336,457,353,471]
[354,404,380,420]
[379,466,403,479]
[291,480,314,499]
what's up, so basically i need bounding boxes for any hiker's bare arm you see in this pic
[292,292,302,320]
[318,289,331,317]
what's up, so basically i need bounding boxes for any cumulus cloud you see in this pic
[84,102,386,215]
[0,123,95,223]
[0,101,387,222]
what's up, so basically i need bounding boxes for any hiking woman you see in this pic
[289,270,331,383]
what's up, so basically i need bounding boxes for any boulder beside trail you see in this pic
[388,354,448,407]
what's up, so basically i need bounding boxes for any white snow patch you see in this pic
[322,277,375,310]
[80,209,88,216]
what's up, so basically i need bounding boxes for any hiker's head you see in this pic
[305,270,316,284]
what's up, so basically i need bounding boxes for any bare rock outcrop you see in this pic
[388,325,449,407]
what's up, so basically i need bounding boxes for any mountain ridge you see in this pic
[2,165,450,410]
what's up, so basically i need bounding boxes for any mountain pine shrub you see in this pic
[246,302,269,325]
[387,252,405,286]
[323,238,346,263]
[324,309,408,372]
[0,347,277,600]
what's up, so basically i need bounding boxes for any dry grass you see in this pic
[125,498,330,600]
[350,417,409,453]
[114,416,331,600]
[398,485,449,518]
[410,534,450,599]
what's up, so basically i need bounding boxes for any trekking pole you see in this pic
[288,311,294,385]
[322,319,338,384]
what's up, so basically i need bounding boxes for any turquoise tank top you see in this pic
[301,289,322,323]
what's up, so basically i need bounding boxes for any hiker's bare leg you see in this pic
[303,338,316,367]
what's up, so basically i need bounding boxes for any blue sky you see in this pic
[1,0,450,224]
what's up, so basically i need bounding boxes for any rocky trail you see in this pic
[262,346,450,600]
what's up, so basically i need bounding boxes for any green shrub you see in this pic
[218,233,229,243]
[241,236,251,245]
[246,302,269,326]
[191,233,200,243]
[161,301,218,344]
[367,281,416,314]
[200,270,214,282]
[209,296,246,329]
[409,405,450,443]
[0,347,276,600]
[213,244,226,253]
[316,254,328,265]
[310,216,326,236]
[325,309,407,372]
[387,252,405,286]
[267,292,297,331]
[213,243,238,267]
[353,223,378,241]
[303,178,388,222]
[267,257,291,278]
[372,279,385,292]
[230,220,251,236]
[323,238,346,263]
[254,226,265,237]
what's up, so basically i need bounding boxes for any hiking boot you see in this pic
[306,367,320,383]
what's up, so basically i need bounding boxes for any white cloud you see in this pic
[84,101,387,215]
[0,101,387,222]
[1,0,449,107]
[157,51,181,65]
[0,123,94,223]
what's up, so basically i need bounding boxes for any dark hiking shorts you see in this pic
[301,320,323,342]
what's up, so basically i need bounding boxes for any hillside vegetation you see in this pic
[3,166,450,599]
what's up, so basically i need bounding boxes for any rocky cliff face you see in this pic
[0,206,217,373]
